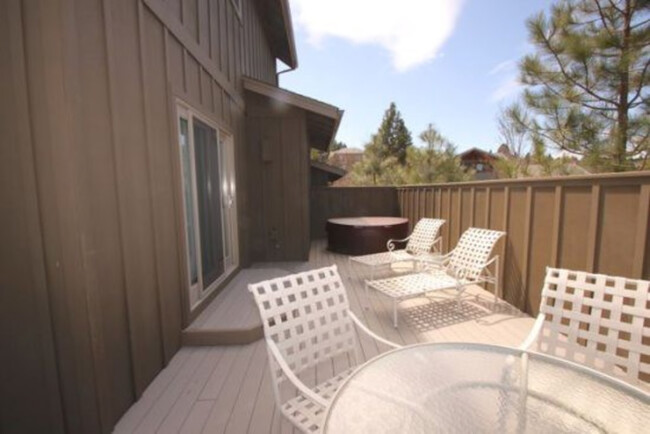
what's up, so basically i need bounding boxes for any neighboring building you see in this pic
[459,147,499,180]
[0,1,342,433]
[311,160,347,186]
[497,143,514,158]
[329,147,364,171]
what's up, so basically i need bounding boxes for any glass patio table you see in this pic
[322,342,649,433]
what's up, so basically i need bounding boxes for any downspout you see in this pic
[276,64,295,84]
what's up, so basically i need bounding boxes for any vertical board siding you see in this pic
[141,6,183,364]
[526,188,554,314]
[395,173,650,315]
[1,0,281,432]
[596,186,639,277]
[0,1,65,432]
[245,94,310,262]
[107,0,165,402]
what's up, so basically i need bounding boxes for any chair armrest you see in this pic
[348,311,401,349]
[266,339,329,407]
[431,236,443,253]
[387,236,410,252]
[519,314,546,351]
[470,255,500,283]
[422,249,454,268]
[482,255,499,268]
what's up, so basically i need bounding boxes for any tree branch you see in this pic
[539,29,619,105]
[605,0,624,15]
[629,58,650,105]
[594,0,616,37]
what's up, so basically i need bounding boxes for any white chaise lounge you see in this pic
[349,218,446,279]
[366,227,505,327]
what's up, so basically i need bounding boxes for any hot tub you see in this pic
[326,217,409,256]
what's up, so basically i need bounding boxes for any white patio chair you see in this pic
[520,267,650,390]
[248,265,401,433]
[349,218,446,279]
[366,227,505,327]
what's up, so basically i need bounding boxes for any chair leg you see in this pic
[393,300,398,328]
[493,256,501,309]
[455,285,465,310]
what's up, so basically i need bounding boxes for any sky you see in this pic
[280,0,554,152]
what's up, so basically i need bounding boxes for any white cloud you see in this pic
[289,0,465,72]
[491,77,521,102]
[489,59,516,76]
[489,58,522,102]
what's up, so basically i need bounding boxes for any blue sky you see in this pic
[280,0,553,152]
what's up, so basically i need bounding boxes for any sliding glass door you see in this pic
[177,104,237,308]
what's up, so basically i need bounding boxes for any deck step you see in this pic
[182,267,294,346]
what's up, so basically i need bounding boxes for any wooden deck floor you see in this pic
[114,240,535,434]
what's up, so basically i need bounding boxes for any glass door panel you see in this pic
[177,103,238,309]
[193,118,225,289]
[179,118,199,287]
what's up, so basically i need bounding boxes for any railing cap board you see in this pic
[311,186,398,190]
[396,171,650,189]
[311,172,650,191]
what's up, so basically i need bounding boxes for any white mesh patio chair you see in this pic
[520,267,650,390]
[366,227,505,327]
[248,265,401,433]
[349,218,446,279]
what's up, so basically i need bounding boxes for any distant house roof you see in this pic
[242,77,343,150]
[311,160,346,178]
[256,0,298,68]
[459,147,497,161]
[331,148,363,155]
[497,144,513,158]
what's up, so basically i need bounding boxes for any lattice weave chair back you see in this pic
[536,267,650,387]
[448,228,505,280]
[248,266,358,389]
[405,218,445,255]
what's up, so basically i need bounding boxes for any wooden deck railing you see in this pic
[310,186,400,238]
[311,172,650,315]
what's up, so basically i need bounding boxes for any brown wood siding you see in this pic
[0,2,65,432]
[0,0,280,432]
[245,93,311,261]
[396,173,650,316]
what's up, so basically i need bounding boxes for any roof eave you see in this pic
[279,0,298,69]
[242,76,343,151]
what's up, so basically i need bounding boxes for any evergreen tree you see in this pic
[330,140,347,152]
[406,124,472,183]
[351,133,405,185]
[376,102,413,165]
[515,0,650,171]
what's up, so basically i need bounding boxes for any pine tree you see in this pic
[351,133,405,185]
[376,102,413,165]
[516,0,650,171]
[406,124,471,183]
[329,140,347,152]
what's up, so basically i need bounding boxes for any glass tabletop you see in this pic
[323,343,649,433]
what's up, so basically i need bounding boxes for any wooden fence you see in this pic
[311,172,650,315]
[310,187,399,238]
[397,172,650,315]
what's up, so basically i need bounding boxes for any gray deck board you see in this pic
[114,240,534,433]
